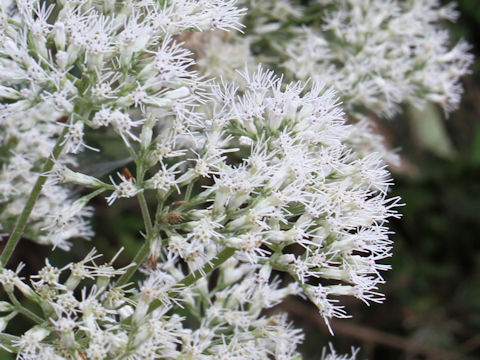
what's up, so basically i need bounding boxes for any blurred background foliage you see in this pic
[2,1,480,359]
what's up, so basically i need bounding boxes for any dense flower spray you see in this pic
[198,0,473,119]
[0,0,469,359]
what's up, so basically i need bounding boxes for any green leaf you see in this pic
[407,103,456,159]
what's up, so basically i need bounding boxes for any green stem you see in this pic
[184,181,194,202]
[135,158,153,235]
[137,192,153,236]
[80,187,108,204]
[147,247,237,313]
[116,161,154,287]
[0,128,68,267]
[120,247,237,325]
[115,240,150,287]
[153,194,166,233]
[178,247,236,288]
[7,292,43,324]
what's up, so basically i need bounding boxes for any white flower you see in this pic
[13,326,50,356]
[110,110,145,142]
[106,172,142,206]
[144,162,182,195]
[63,121,99,154]
[321,344,359,360]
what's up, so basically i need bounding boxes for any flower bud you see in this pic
[54,22,66,50]
[55,166,106,189]
[14,279,41,303]
[0,301,14,312]
[0,312,16,333]
[0,85,20,100]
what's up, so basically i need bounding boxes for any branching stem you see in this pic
[7,292,43,324]
[146,247,237,314]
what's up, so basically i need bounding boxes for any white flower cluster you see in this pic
[0,0,244,250]
[196,67,400,332]
[0,249,305,359]
[0,0,469,358]
[283,0,473,117]
[199,0,473,118]
[0,59,399,356]
[0,67,92,249]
